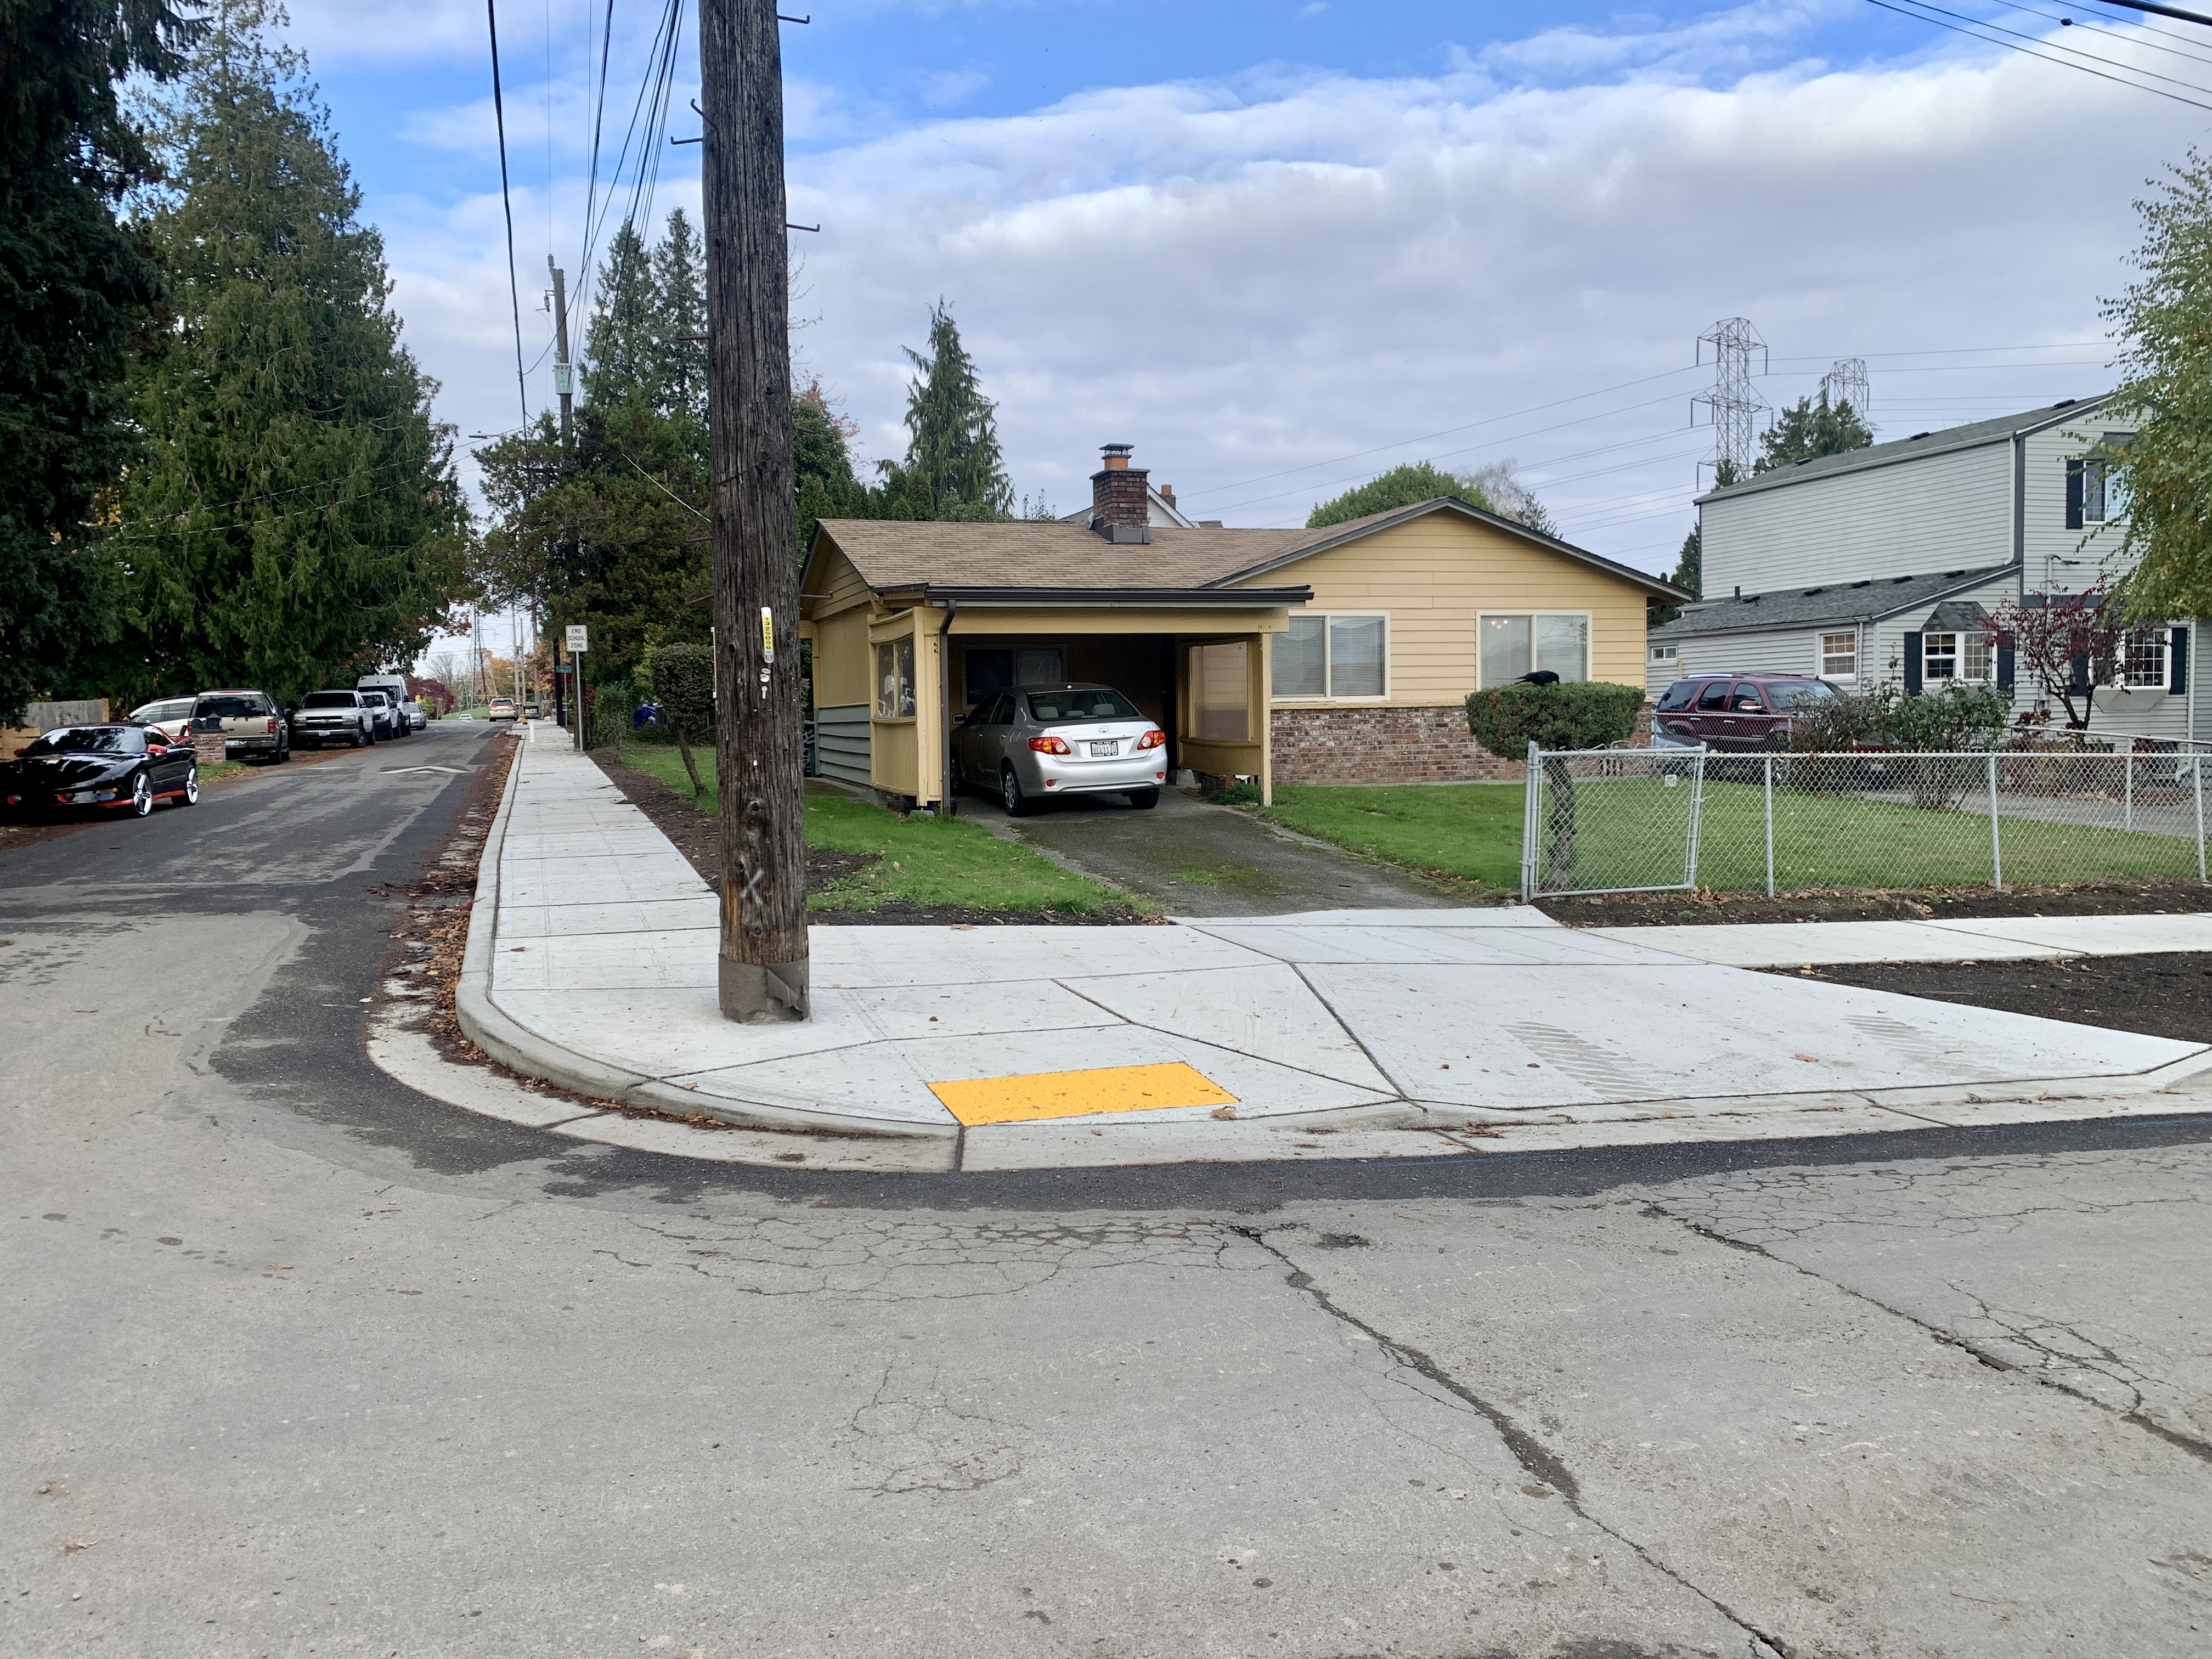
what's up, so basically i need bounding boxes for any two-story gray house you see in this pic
[1649,394,2202,742]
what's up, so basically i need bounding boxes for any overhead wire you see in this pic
[1863,0,2212,110]
[486,0,531,422]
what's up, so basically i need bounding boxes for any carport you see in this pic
[840,589,1305,810]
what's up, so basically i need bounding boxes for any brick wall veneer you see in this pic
[1270,704,1653,786]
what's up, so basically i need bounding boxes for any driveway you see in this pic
[957,782,1474,915]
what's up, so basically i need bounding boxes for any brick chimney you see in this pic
[1089,443,1152,542]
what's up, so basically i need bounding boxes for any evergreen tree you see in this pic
[894,300,1012,518]
[1671,526,1701,597]
[1308,461,1483,529]
[1752,389,1874,474]
[648,207,705,427]
[0,0,202,723]
[95,1,468,705]
[581,219,657,409]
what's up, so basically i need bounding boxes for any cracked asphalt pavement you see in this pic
[5,723,2211,1657]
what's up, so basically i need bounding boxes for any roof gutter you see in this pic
[915,585,1313,607]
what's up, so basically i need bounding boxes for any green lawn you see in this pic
[1257,783,1528,893]
[616,744,1136,914]
[1255,777,2204,896]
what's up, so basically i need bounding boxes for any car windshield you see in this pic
[1026,689,1141,724]
[1769,683,1841,709]
[195,695,259,718]
[303,692,358,708]
[26,726,142,757]
[1655,681,1701,712]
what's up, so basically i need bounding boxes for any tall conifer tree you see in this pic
[0,0,202,722]
[99,0,467,704]
[891,300,1012,520]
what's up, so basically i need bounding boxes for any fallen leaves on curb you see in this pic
[58,1533,95,1555]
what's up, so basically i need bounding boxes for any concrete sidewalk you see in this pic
[440,725,2212,1172]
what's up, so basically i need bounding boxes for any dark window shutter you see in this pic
[1997,642,2016,693]
[2171,627,2190,696]
[1903,631,1923,695]
[2069,649,2091,695]
[2065,459,2084,530]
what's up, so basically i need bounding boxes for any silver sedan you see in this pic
[953,684,1168,816]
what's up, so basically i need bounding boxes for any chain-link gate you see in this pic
[1523,745,2212,900]
[1521,742,1707,899]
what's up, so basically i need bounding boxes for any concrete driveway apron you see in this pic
[965,784,1465,916]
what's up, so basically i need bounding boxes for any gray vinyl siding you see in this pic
[1700,441,2014,600]
[1667,628,1829,687]
[814,702,871,789]
[2020,411,2137,595]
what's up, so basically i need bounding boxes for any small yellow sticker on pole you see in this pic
[759,606,775,663]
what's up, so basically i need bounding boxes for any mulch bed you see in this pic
[589,750,1160,927]
[1771,952,2212,1047]
[1538,878,2212,928]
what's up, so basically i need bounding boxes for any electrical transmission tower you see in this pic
[1821,357,1871,426]
[1693,317,1767,483]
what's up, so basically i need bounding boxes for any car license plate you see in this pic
[1090,740,1118,758]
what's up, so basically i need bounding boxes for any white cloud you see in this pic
[374,12,2190,567]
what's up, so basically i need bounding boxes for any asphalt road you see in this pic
[5,723,2211,1658]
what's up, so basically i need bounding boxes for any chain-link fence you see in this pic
[1522,743,2210,899]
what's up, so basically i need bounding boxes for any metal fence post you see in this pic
[1987,752,2002,890]
[1686,748,1708,890]
[1521,741,1540,901]
[2124,749,2134,833]
[1762,754,1775,896]
[2197,757,2207,885]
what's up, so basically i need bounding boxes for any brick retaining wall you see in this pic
[1269,704,1652,786]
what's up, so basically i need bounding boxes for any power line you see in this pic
[486,0,530,422]
[1864,0,2212,111]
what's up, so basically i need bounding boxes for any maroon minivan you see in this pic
[1651,675,1844,752]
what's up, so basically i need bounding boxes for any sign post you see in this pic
[566,624,589,753]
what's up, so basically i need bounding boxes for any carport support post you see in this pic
[702,0,809,1022]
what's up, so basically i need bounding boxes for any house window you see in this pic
[1649,644,1678,667]
[873,639,915,719]
[1923,631,1992,683]
[2122,629,2169,689]
[1273,613,1388,699]
[1479,613,1589,688]
[1820,632,1857,679]
[1192,641,1249,741]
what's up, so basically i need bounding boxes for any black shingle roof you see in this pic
[1650,563,2016,640]
[1692,395,2118,504]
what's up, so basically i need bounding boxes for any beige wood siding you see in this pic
[813,607,872,708]
[1238,514,1650,703]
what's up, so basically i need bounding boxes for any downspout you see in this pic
[938,599,958,816]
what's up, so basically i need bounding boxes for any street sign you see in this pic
[565,624,589,653]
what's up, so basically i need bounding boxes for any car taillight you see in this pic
[266,718,277,732]
[1137,729,1165,751]
[1028,736,1071,755]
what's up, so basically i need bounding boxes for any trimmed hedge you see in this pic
[1464,680,1644,758]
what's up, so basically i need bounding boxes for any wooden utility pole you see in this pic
[700,0,808,1022]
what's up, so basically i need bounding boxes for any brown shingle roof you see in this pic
[816,520,1324,592]
[814,496,1688,600]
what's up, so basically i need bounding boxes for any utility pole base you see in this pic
[719,956,810,1023]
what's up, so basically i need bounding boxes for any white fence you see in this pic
[1523,743,2210,900]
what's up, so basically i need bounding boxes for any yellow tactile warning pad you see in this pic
[927,1062,1239,1127]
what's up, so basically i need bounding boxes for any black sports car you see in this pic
[0,724,199,819]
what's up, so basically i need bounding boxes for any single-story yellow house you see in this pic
[800,445,1686,806]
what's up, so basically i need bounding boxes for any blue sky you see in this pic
[264,0,2212,670]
